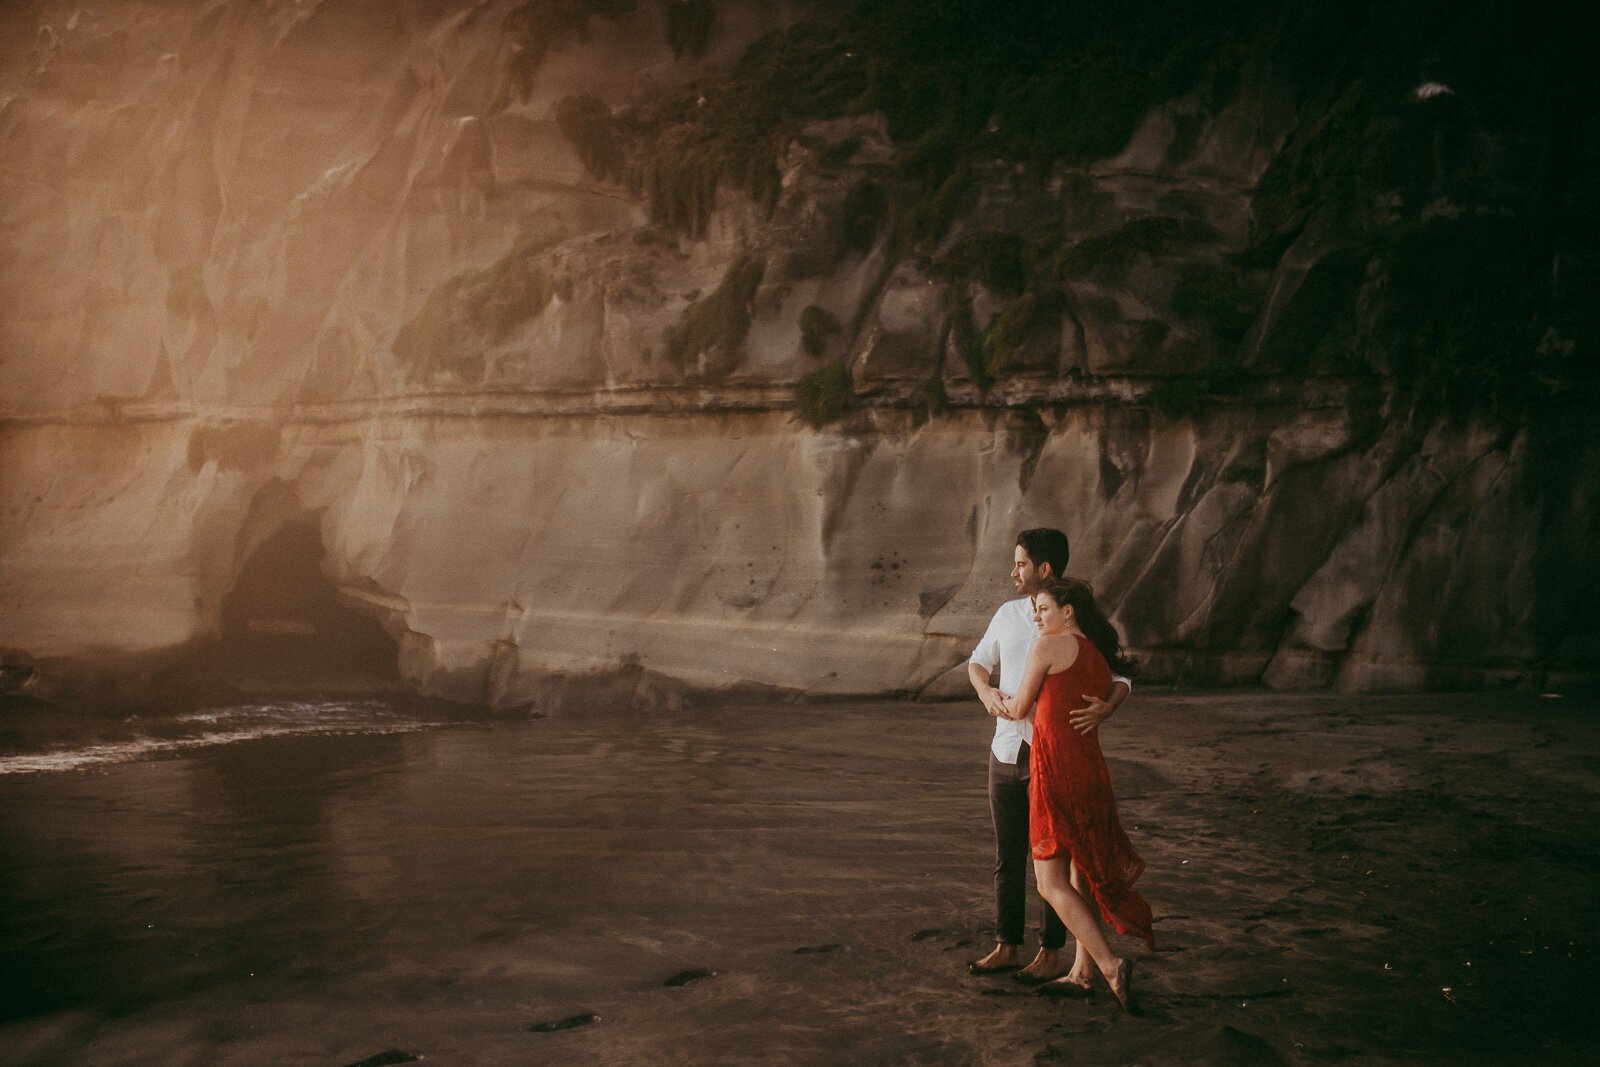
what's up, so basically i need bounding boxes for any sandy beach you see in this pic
[1,688,1596,1065]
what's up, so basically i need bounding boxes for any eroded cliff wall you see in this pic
[2,0,1595,709]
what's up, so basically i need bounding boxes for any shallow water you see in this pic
[0,699,1009,1065]
[2,691,1598,1065]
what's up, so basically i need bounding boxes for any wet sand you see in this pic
[1,689,1597,1065]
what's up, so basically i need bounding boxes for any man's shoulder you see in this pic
[976,597,1032,649]
[985,597,1032,628]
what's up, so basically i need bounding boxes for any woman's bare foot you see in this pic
[1106,957,1140,1015]
[1010,947,1060,985]
[967,943,1020,974]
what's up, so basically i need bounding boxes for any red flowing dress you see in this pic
[1029,634,1155,949]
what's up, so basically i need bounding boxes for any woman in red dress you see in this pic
[1001,577,1152,1013]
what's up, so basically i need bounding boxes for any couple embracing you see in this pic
[966,528,1153,1014]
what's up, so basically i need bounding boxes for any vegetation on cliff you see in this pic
[795,359,854,427]
[1241,1,1598,419]
[663,253,767,374]
[799,304,841,359]
[537,0,1597,425]
[554,0,1262,239]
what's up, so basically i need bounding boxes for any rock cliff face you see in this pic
[2,0,1596,710]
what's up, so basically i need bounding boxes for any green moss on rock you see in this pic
[981,289,1066,375]
[800,304,841,358]
[895,165,972,251]
[554,94,625,181]
[934,231,1027,297]
[664,254,767,374]
[943,298,987,388]
[795,359,854,427]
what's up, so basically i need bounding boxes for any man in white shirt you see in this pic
[966,528,1130,985]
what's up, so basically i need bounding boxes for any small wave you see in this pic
[174,699,406,727]
[0,700,436,775]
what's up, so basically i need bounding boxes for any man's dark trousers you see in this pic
[988,740,1067,947]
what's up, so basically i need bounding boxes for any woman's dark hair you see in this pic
[1016,528,1070,579]
[1037,577,1133,675]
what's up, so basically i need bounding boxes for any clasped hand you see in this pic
[988,696,1026,721]
[986,692,1113,734]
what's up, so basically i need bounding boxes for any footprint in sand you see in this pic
[527,1012,601,1033]
[664,968,718,987]
[343,1052,421,1067]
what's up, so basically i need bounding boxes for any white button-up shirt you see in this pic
[970,597,1039,764]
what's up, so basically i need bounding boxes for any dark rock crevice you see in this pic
[216,519,402,686]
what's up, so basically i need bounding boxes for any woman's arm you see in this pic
[1001,635,1077,720]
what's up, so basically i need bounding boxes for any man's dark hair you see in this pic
[1016,528,1070,579]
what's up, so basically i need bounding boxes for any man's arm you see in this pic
[969,661,1009,718]
[1069,676,1131,735]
